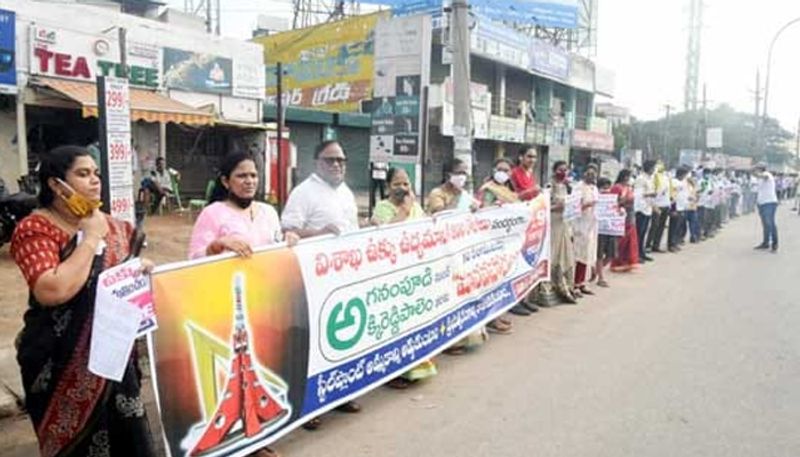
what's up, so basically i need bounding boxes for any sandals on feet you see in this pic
[444,346,469,356]
[303,417,322,431]
[487,319,513,335]
[387,378,415,389]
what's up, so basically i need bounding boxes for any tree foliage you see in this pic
[619,104,794,166]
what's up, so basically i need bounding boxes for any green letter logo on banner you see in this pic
[326,297,367,351]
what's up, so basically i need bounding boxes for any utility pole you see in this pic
[684,0,703,112]
[796,116,799,159]
[276,62,285,208]
[754,70,761,154]
[450,0,473,177]
[118,27,128,79]
[206,0,212,33]
[662,104,672,162]
[215,0,221,35]
[701,84,707,151]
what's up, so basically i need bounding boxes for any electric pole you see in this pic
[754,70,761,155]
[796,116,799,159]
[700,84,707,152]
[450,0,473,177]
[662,104,672,162]
[119,27,128,79]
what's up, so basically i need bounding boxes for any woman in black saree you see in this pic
[10,145,156,457]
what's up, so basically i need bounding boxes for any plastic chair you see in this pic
[159,171,184,214]
[188,179,216,217]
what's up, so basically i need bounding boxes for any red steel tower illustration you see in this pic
[190,274,289,455]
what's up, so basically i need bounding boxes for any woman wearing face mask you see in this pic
[188,152,295,457]
[478,157,519,207]
[426,158,478,214]
[510,146,541,201]
[189,152,298,260]
[10,146,156,457]
[427,159,486,354]
[549,161,578,304]
[371,167,424,225]
[475,158,516,334]
[372,167,437,388]
[609,169,640,272]
[572,165,600,296]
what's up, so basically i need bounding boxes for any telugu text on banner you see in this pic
[149,197,550,457]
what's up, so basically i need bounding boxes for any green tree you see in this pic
[627,104,793,167]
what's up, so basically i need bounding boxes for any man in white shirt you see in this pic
[669,167,690,252]
[282,140,359,238]
[633,160,657,262]
[141,157,176,214]
[281,140,363,428]
[753,163,778,252]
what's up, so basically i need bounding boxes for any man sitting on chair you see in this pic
[141,157,177,214]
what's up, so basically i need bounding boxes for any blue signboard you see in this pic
[0,9,16,94]
[360,0,578,29]
[529,38,570,80]
[473,0,579,29]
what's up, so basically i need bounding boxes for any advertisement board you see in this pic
[529,38,569,81]
[163,47,233,95]
[370,15,432,164]
[572,129,614,151]
[232,48,266,100]
[98,77,135,225]
[706,127,723,149]
[150,198,551,457]
[471,0,579,28]
[471,16,529,70]
[488,115,526,143]
[0,9,16,94]
[440,77,490,140]
[568,54,594,92]
[255,13,385,112]
[29,25,160,88]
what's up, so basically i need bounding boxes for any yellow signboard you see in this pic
[254,12,387,112]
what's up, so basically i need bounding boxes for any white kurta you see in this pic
[572,182,599,265]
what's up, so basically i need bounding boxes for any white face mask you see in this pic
[449,174,467,189]
[494,170,510,184]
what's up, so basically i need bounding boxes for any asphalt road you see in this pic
[2,208,798,457]
[274,208,800,457]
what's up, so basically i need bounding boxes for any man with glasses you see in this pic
[281,140,362,430]
[282,140,359,238]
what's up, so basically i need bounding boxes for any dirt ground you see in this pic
[0,212,197,456]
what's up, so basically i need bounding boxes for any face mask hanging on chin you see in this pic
[56,179,101,218]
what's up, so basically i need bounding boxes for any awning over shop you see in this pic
[31,77,215,126]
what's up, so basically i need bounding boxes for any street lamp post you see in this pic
[761,16,800,155]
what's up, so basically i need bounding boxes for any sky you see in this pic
[167,0,800,133]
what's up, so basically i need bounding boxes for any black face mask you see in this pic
[391,188,409,200]
[228,192,253,209]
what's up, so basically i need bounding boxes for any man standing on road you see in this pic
[753,163,779,252]
[646,162,671,253]
[634,160,657,263]
[281,140,363,428]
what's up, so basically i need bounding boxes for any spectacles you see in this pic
[321,157,347,165]
[525,154,537,159]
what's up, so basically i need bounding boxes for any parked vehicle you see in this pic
[0,178,38,248]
